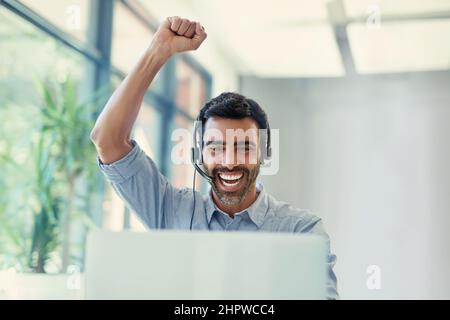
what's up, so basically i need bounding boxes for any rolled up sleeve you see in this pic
[98,139,193,229]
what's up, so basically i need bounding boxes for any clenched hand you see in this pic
[152,16,207,57]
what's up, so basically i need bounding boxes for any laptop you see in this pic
[85,230,327,299]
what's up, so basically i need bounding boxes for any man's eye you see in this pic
[209,147,223,153]
[236,146,251,152]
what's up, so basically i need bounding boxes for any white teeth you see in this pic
[222,179,240,186]
[218,172,243,187]
[218,173,243,181]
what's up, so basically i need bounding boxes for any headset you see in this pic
[189,99,272,230]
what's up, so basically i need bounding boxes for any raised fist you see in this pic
[152,16,207,56]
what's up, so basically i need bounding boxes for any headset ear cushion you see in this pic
[198,147,203,164]
[260,149,271,164]
[192,146,203,164]
[191,147,198,163]
[259,128,271,163]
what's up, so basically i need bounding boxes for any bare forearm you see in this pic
[90,44,170,163]
[90,16,207,164]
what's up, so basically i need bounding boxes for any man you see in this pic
[90,16,338,299]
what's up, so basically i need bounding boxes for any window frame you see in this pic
[0,0,212,252]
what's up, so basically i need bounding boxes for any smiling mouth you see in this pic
[217,172,244,187]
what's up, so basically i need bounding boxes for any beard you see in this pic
[207,164,260,206]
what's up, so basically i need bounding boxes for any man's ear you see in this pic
[257,145,264,165]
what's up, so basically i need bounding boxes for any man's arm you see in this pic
[90,17,207,229]
[90,16,207,164]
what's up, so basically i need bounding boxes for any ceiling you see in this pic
[139,0,450,77]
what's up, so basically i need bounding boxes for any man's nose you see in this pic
[222,148,238,169]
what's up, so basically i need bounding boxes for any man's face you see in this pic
[202,117,261,206]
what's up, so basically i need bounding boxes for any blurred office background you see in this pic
[0,0,449,299]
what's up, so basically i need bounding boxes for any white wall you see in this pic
[241,71,450,299]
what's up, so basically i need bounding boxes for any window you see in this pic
[111,1,164,94]
[134,102,162,166]
[19,0,91,43]
[0,7,96,273]
[0,0,211,275]
[170,114,200,188]
[129,102,162,231]
[170,58,210,191]
[175,59,208,118]
[112,1,153,73]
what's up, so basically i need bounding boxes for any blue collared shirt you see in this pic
[98,139,339,299]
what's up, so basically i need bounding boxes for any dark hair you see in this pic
[198,92,269,130]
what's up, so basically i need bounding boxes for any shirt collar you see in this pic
[205,182,269,228]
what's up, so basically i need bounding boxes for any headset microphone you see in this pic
[191,147,213,183]
[190,119,213,230]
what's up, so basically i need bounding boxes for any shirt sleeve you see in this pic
[296,216,339,300]
[97,139,194,229]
